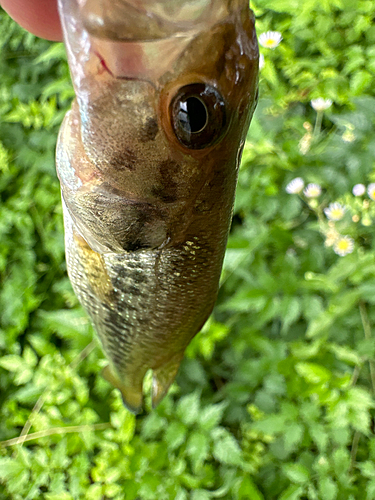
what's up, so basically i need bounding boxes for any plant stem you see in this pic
[349,431,360,473]
[313,110,323,140]
[0,423,111,448]
[359,301,375,394]
[350,365,360,387]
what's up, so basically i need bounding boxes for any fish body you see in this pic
[56,0,258,412]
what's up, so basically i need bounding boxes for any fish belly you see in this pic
[62,201,222,412]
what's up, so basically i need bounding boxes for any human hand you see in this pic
[0,0,62,41]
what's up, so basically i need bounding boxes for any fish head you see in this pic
[57,0,258,252]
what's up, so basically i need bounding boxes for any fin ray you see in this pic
[152,354,183,408]
[102,364,143,414]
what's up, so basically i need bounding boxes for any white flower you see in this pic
[286,177,304,194]
[352,184,366,196]
[259,31,283,49]
[325,228,339,247]
[310,98,333,112]
[303,183,322,198]
[342,130,355,143]
[333,236,354,257]
[368,183,375,200]
[259,53,265,70]
[324,202,347,221]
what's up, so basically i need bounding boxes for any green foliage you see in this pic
[1,1,375,498]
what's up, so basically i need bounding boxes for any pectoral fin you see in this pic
[152,354,183,409]
[102,364,143,414]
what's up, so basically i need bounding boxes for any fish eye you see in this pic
[170,83,226,150]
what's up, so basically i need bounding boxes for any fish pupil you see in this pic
[170,83,226,150]
[178,97,208,134]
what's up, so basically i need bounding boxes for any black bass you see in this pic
[56,0,258,413]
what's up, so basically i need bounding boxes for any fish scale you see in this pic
[57,0,259,412]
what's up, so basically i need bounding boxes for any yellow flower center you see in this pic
[265,39,277,47]
[337,240,349,251]
[331,209,343,219]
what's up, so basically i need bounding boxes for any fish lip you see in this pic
[80,0,238,42]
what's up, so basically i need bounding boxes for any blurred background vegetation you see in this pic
[1,0,375,498]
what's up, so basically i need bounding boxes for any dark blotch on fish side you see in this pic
[139,117,159,142]
[151,159,179,203]
[108,147,137,171]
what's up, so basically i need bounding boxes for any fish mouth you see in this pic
[90,36,193,81]
[79,0,249,81]
[79,0,241,41]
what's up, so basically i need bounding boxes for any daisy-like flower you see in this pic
[324,228,339,247]
[368,183,375,200]
[310,98,333,112]
[352,184,366,196]
[259,53,265,70]
[303,183,322,198]
[324,202,347,221]
[333,235,354,257]
[342,130,355,143]
[259,31,283,49]
[286,177,304,194]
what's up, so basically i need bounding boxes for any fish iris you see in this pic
[170,83,226,150]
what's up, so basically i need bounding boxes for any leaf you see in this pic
[45,493,74,500]
[0,354,24,372]
[252,414,287,435]
[191,490,211,500]
[332,448,350,477]
[0,458,25,481]
[284,423,304,452]
[186,431,209,471]
[309,424,329,452]
[284,464,310,484]
[237,476,264,500]
[164,421,187,451]
[295,362,331,384]
[350,70,372,95]
[279,484,304,500]
[177,392,200,426]
[198,402,227,431]
[212,430,242,466]
[141,413,167,439]
[281,296,301,333]
[358,460,375,479]
[318,477,338,500]
[327,344,362,365]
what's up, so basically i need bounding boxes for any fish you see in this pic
[56,0,259,413]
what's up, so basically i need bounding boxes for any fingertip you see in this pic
[1,0,63,41]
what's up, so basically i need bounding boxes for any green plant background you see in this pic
[1,1,375,498]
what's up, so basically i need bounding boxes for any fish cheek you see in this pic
[151,159,180,203]
[72,189,169,252]
[139,117,159,143]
